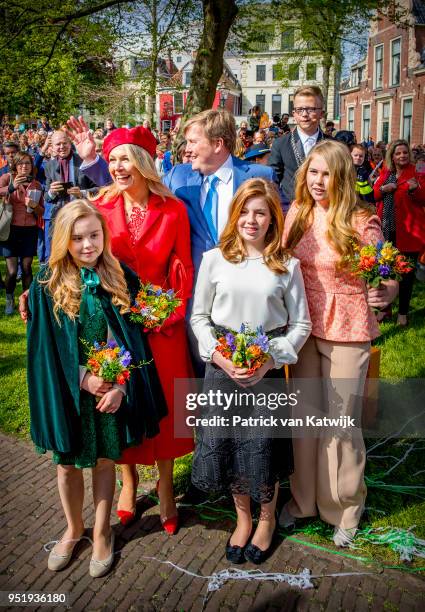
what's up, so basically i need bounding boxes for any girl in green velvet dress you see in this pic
[27,199,166,577]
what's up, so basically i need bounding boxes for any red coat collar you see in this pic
[96,192,164,245]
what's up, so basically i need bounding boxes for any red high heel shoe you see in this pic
[117,473,139,526]
[156,480,179,535]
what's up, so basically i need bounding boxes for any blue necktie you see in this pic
[203,175,219,242]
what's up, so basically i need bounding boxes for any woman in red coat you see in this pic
[67,120,194,533]
[374,139,425,325]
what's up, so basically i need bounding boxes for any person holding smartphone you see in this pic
[0,152,44,314]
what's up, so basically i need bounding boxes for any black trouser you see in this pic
[398,252,418,315]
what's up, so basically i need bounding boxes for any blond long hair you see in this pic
[95,144,178,202]
[286,140,372,263]
[43,200,130,322]
[220,178,289,274]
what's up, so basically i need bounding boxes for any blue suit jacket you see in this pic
[163,157,279,273]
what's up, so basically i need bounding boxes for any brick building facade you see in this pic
[340,0,425,145]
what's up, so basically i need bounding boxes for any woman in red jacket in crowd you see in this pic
[67,120,194,533]
[374,139,425,325]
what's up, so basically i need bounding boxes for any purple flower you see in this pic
[166,289,175,297]
[94,341,101,350]
[378,264,391,278]
[120,351,132,367]
[239,323,246,334]
[225,332,236,352]
[107,339,118,349]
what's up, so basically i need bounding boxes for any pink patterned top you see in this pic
[283,204,383,342]
[127,206,147,245]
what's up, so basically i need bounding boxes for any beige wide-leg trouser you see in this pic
[288,336,370,529]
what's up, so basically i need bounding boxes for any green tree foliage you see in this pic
[0,0,129,122]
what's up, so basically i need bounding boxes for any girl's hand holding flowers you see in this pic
[213,324,274,385]
[81,372,112,396]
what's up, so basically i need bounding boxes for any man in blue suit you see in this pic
[163,109,278,273]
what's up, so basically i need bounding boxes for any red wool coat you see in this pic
[94,191,195,464]
[373,164,425,252]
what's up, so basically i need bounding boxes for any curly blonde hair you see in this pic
[286,140,372,264]
[43,199,130,322]
[220,178,289,274]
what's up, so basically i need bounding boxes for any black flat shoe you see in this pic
[225,538,247,564]
[244,520,278,565]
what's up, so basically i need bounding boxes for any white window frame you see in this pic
[361,103,371,141]
[377,100,392,143]
[390,37,401,87]
[400,97,413,143]
[347,105,355,131]
[374,44,384,90]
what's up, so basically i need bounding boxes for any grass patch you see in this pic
[1,260,424,568]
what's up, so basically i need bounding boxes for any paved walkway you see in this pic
[0,433,424,611]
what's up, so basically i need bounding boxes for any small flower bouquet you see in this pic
[130,283,182,330]
[82,339,132,385]
[216,324,271,375]
[345,241,413,288]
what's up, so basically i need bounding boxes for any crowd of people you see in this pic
[1,84,424,577]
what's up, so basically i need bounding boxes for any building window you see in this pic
[281,27,295,51]
[347,107,354,131]
[391,38,401,87]
[184,71,192,86]
[272,94,282,116]
[256,65,266,81]
[362,104,371,141]
[256,94,265,113]
[272,64,283,81]
[351,68,359,87]
[306,63,317,80]
[174,92,184,113]
[176,56,182,63]
[374,44,383,89]
[288,94,294,115]
[402,99,412,143]
[288,64,299,81]
[381,101,390,143]
[89,108,95,116]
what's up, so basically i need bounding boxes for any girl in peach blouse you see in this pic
[280,140,384,547]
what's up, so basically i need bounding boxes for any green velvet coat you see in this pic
[27,264,167,454]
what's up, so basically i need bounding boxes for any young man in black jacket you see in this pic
[268,86,326,206]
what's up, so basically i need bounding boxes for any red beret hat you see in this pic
[102,126,157,161]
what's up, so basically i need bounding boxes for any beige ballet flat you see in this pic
[48,537,83,571]
[89,531,115,578]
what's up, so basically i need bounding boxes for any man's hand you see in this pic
[81,372,112,396]
[19,289,30,322]
[67,186,82,198]
[96,388,123,413]
[368,279,399,309]
[65,116,96,163]
[49,181,66,194]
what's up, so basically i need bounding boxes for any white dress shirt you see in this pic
[297,128,320,157]
[200,155,234,238]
